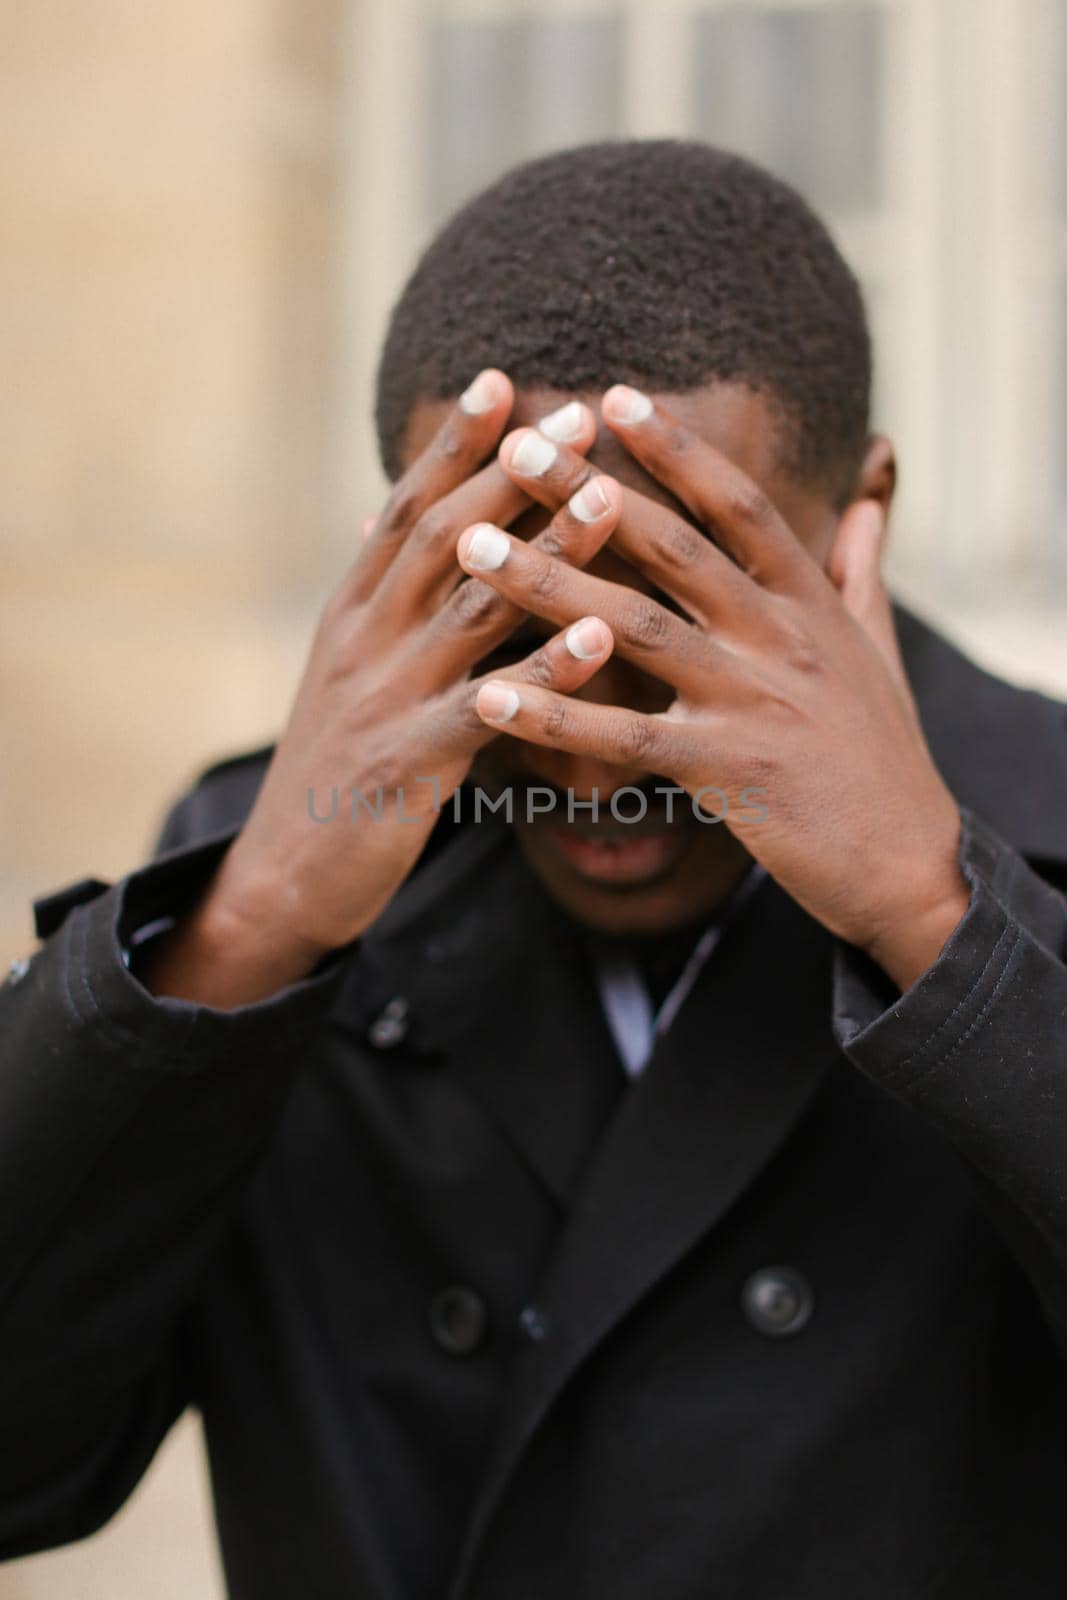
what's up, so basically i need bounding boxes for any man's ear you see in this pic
[851,433,897,516]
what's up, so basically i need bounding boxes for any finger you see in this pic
[362,398,601,623]
[608,486,770,631]
[471,676,692,779]
[827,500,891,641]
[418,614,616,765]
[530,398,600,454]
[369,458,530,620]
[497,424,600,512]
[500,417,771,633]
[454,520,716,696]
[600,384,823,595]
[347,368,515,604]
[828,499,917,711]
[412,474,623,689]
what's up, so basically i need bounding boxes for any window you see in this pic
[338,0,1067,610]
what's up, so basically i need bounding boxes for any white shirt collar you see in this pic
[592,864,767,1077]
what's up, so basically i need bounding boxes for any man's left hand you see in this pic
[455,386,970,992]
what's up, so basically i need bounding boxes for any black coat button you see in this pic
[429,1287,488,1355]
[741,1266,814,1337]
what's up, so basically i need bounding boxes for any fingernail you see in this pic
[361,514,377,542]
[508,431,557,476]
[539,401,586,443]
[603,384,653,425]
[462,523,511,571]
[566,617,609,660]
[459,370,503,415]
[477,681,521,722]
[569,477,611,523]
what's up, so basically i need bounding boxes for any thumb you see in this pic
[829,500,899,665]
[828,499,921,726]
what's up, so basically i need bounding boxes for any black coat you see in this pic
[2,605,1067,1599]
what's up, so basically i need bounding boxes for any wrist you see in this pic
[862,865,971,993]
[139,860,336,1008]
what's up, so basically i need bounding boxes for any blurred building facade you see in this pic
[2,1,1065,1595]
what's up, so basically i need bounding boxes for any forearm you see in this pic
[137,853,335,1008]
[861,836,972,993]
[0,838,343,1548]
[833,806,1067,1336]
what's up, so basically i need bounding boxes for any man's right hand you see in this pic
[141,372,621,1006]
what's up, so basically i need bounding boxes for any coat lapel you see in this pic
[326,810,626,1210]
[453,870,838,1592]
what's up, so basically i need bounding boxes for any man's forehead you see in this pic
[510,387,671,499]
[401,380,787,507]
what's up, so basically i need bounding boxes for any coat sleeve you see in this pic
[0,787,347,1558]
[832,804,1067,1350]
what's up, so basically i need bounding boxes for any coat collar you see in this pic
[894,601,1067,864]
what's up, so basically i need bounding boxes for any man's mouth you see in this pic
[549,823,690,885]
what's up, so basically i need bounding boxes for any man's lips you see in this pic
[548,823,691,885]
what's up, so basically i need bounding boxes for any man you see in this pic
[2,140,1065,1598]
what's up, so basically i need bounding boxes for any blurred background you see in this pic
[2,0,1066,1594]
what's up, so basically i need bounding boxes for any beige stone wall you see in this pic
[1,0,344,973]
[0,4,343,1596]
[0,1417,225,1600]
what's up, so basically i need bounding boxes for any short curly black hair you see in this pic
[375,139,871,506]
